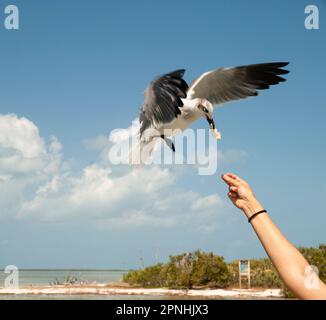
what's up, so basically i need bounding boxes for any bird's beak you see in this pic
[206,116,221,140]
[206,116,216,130]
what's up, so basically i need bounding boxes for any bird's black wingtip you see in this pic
[272,61,290,71]
[165,69,186,78]
[276,61,290,67]
[276,62,290,72]
[274,62,290,76]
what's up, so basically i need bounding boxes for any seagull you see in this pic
[138,62,289,154]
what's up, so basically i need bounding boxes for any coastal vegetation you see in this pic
[123,245,326,297]
[124,251,230,289]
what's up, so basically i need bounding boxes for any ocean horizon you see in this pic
[0,269,128,287]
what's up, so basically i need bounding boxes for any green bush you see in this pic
[123,250,231,289]
[228,259,282,288]
[123,264,161,287]
[123,245,325,296]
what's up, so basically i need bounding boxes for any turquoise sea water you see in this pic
[0,269,126,286]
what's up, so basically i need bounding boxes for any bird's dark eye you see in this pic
[199,105,209,113]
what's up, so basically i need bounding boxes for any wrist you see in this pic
[242,198,264,218]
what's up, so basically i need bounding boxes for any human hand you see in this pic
[221,173,263,218]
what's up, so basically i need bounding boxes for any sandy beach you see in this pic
[0,284,283,299]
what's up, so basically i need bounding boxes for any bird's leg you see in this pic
[206,116,221,140]
[161,135,175,152]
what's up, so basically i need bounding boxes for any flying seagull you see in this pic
[138,62,289,153]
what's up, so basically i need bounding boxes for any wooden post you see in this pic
[248,260,251,289]
[238,261,242,289]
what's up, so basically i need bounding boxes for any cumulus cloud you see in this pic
[0,114,46,173]
[109,119,140,144]
[0,114,62,175]
[0,115,64,219]
[218,149,248,163]
[0,113,244,231]
[19,163,224,231]
[83,135,110,151]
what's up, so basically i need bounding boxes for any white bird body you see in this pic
[158,98,201,133]
[162,98,221,139]
[139,97,221,150]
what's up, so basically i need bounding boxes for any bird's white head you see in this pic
[198,101,215,127]
[198,102,214,119]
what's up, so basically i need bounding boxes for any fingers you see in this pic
[227,173,247,183]
[228,191,237,200]
[221,173,241,187]
[229,186,238,192]
[222,172,249,186]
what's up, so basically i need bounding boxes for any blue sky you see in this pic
[0,0,325,269]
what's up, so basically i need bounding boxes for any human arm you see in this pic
[222,173,326,300]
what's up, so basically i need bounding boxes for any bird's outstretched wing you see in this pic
[140,69,188,135]
[187,62,289,106]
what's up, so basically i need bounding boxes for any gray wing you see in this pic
[140,69,188,136]
[187,62,289,106]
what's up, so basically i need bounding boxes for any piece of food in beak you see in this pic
[206,116,222,140]
[212,129,222,140]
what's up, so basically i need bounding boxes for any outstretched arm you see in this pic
[222,173,326,300]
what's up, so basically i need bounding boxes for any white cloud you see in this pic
[109,119,140,144]
[0,114,62,175]
[19,163,223,231]
[0,114,65,219]
[0,174,12,183]
[218,149,248,163]
[0,113,243,232]
[0,114,45,158]
[0,114,46,173]
[191,194,222,211]
[83,135,110,151]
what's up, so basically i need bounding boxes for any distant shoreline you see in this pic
[0,284,284,299]
[0,269,131,272]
